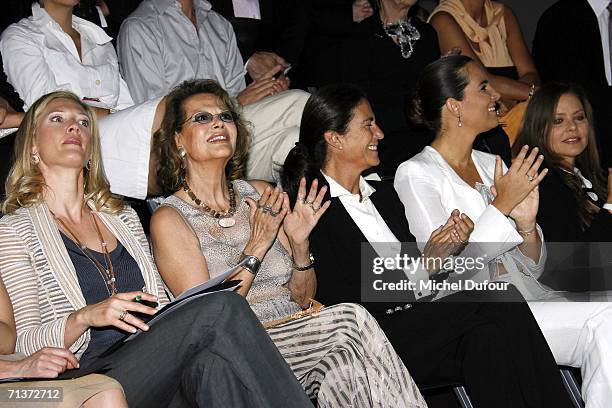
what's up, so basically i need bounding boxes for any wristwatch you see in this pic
[240,254,262,275]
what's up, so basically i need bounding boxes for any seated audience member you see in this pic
[0,0,160,200]
[332,0,441,176]
[150,79,428,407]
[280,84,575,408]
[0,278,127,407]
[395,55,612,408]
[515,83,612,291]
[118,0,310,182]
[429,0,540,143]
[207,0,309,80]
[0,90,316,407]
[533,0,612,166]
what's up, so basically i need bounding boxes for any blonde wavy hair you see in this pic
[154,79,252,196]
[2,91,123,214]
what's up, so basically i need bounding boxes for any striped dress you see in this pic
[161,180,427,407]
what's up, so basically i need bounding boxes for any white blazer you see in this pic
[394,146,551,300]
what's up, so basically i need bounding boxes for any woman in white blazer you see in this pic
[394,55,612,408]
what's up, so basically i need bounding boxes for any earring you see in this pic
[178,147,187,159]
[85,160,92,171]
[457,111,463,128]
[31,153,40,164]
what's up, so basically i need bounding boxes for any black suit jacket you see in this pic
[533,0,612,164]
[537,168,612,291]
[310,178,435,318]
[207,0,309,65]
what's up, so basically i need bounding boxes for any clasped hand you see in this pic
[422,209,474,275]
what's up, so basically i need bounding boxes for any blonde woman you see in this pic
[0,90,317,407]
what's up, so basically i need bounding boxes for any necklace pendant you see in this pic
[218,217,236,228]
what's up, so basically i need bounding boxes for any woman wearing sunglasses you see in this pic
[150,79,428,407]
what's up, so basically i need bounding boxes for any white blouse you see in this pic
[394,146,552,300]
[0,3,134,111]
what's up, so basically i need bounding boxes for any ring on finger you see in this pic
[119,310,129,322]
[526,174,534,182]
[262,205,273,213]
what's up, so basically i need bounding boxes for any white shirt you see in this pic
[118,0,246,104]
[0,4,134,111]
[321,172,431,299]
[232,0,261,19]
[587,0,612,85]
[395,146,549,300]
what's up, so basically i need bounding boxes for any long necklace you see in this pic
[55,212,117,296]
[182,180,237,228]
[382,18,421,59]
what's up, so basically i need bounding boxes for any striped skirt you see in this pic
[267,303,427,408]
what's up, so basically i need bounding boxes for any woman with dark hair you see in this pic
[428,0,540,143]
[516,83,612,242]
[0,90,321,408]
[396,54,612,408]
[515,83,612,292]
[281,83,575,408]
[150,79,428,407]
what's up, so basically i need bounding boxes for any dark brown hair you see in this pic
[515,83,605,230]
[154,80,251,196]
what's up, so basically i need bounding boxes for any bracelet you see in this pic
[293,253,315,271]
[528,83,536,99]
[517,226,536,236]
[240,253,262,275]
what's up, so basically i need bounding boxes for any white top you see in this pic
[0,3,134,111]
[117,0,246,104]
[587,0,611,85]
[321,172,431,299]
[394,146,551,300]
[232,0,261,19]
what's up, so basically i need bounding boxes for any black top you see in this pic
[338,14,440,176]
[207,0,309,66]
[310,178,441,317]
[61,232,145,363]
[536,168,612,291]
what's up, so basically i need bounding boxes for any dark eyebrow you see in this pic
[479,80,489,87]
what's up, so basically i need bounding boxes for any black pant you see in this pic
[377,287,573,408]
[81,292,312,407]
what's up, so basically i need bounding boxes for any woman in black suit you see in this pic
[280,84,574,408]
[515,83,612,290]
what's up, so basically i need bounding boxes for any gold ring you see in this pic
[119,310,129,322]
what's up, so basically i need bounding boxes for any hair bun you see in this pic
[407,93,426,127]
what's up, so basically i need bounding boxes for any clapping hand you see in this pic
[283,177,331,246]
[244,186,289,257]
[492,145,547,217]
[353,0,374,23]
[422,210,474,274]
[237,65,290,106]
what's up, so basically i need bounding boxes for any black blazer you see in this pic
[533,0,612,164]
[310,178,434,318]
[207,0,309,65]
[537,168,612,291]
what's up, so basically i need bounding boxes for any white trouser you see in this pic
[242,89,309,183]
[529,301,612,408]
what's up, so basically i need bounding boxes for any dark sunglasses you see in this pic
[184,111,237,125]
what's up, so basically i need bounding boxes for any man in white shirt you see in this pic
[118,0,309,183]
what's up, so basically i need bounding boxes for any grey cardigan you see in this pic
[0,202,168,358]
